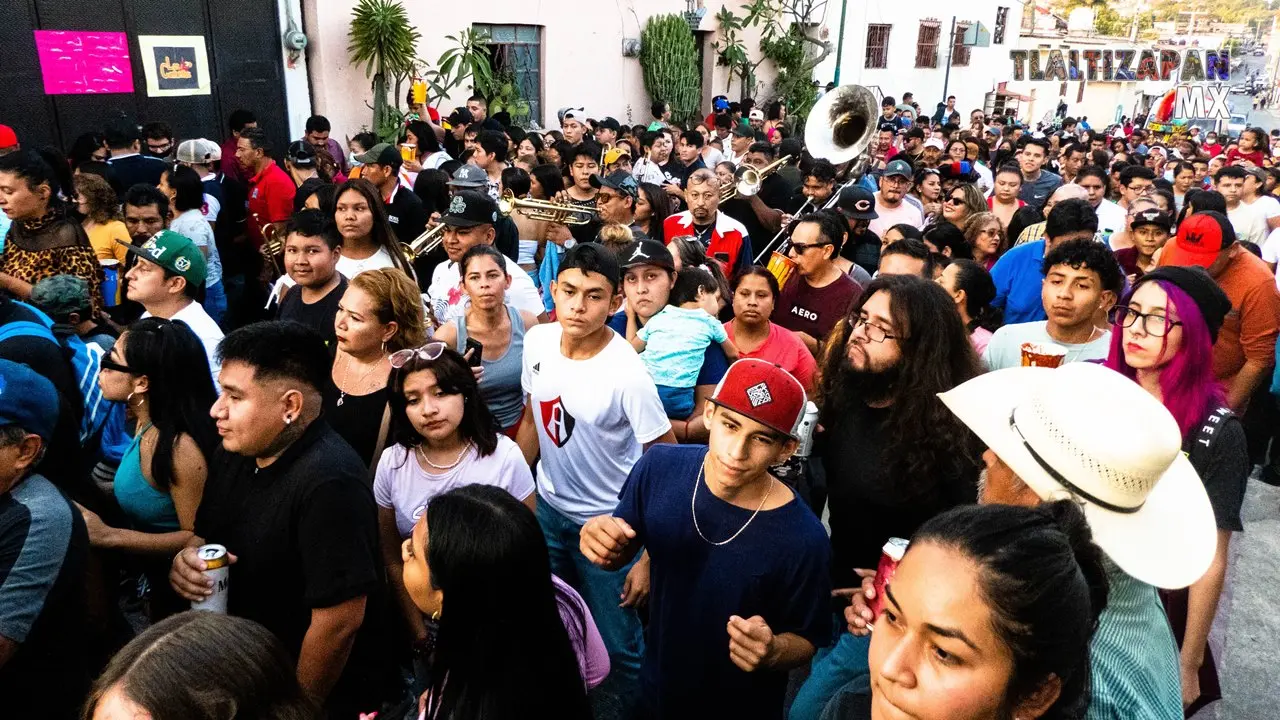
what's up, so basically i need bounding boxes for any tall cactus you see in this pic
[639,15,702,127]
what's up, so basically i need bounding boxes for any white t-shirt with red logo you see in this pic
[521,322,671,524]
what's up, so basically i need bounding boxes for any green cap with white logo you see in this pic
[117,230,207,288]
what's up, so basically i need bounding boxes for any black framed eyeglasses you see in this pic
[389,341,447,368]
[1107,305,1182,337]
[852,315,901,343]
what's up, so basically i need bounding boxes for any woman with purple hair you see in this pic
[1103,265,1246,716]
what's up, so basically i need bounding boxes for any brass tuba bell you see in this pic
[804,85,880,168]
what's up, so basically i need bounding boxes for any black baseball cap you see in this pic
[597,117,621,132]
[1129,207,1173,232]
[590,170,639,198]
[619,240,675,271]
[447,107,474,126]
[730,124,753,138]
[837,186,879,220]
[441,190,499,228]
[285,141,316,168]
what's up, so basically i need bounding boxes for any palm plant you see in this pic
[348,0,421,141]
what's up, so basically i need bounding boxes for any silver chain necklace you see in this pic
[337,352,384,407]
[691,462,775,546]
[417,441,472,471]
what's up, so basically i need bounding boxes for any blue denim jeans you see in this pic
[788,628,872,720]
[202,279,227,327]
[537,499,643,720]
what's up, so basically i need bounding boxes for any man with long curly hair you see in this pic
[790,273,985,719]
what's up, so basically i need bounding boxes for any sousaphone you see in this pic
[764,84,880,290]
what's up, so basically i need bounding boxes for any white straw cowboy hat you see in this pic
[938,363,1215,590]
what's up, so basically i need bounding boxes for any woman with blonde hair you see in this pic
[326,267,428,472]
[962,211,1007,269]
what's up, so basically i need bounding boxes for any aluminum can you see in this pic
[190,544,229,613]
[868,537,909,620]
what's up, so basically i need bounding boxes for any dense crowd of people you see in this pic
[0,83,1278,720]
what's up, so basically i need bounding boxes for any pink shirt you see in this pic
[725,321,817,391]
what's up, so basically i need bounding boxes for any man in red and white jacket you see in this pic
[663,169,754,276]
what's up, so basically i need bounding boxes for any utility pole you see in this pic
[941,16,957,114]
[833,0,849,85]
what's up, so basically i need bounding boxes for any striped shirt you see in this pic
[1085,559,1182,720]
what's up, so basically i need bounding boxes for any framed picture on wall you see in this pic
[138,34,211,97]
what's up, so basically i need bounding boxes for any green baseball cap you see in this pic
[117,230,207,287]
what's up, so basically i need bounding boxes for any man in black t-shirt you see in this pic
[105,119,167,197]
[721,143,787,247]
[356,144,428,245]
[276,210,347,347]
[170,322,394,719]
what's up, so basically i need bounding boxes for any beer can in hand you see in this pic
[868,537,909,621]
[191,544,230,613]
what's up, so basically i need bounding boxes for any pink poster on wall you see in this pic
[34,30,134,95]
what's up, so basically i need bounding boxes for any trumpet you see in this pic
[399,223,447,264]
[720,155,792,202]
[258,219,287,275]
[497,190,596,225]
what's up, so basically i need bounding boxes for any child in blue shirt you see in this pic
[627,267,738,417]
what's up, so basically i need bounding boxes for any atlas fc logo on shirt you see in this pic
[539,397,576,448]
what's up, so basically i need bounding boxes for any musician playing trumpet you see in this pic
[425,191,549,326]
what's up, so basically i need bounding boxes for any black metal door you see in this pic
[1,0,289,154]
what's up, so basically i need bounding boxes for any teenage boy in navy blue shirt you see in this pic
[581,359,831,719]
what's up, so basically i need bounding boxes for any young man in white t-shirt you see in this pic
[983,238,1119,370]
[119,230,223,385]
[517,243,675,715]
[1242,167,1280,233]
[426,190,548,325]
[1216,166,1269,247]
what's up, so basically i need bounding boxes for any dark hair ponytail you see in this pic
[912,500,1109,720]
[948,259,1003,333]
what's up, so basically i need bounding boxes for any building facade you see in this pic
[303,0,782,139]
[812,0,1025,121]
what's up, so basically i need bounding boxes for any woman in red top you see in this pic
[723,267,817,391]
[1225,127,1266,167]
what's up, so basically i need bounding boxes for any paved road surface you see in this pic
[1230,54,1279,130]
[1190,472,1280,720]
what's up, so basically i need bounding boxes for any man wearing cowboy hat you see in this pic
[938,362,1216,719]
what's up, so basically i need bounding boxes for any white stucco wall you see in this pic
[813,1,1023,119]
[300,0,790,140]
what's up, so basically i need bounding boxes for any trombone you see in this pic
[399,223,446,265]
[720,155,792,202]
[497,189,596,225]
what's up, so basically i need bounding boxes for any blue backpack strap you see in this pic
[0,319,56,345]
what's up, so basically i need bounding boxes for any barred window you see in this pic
[952,22,972,67]
[866,24,891,69]
[916,21,940,68]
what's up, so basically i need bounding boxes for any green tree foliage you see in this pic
[348,0,421,141]
[640,15,703,127]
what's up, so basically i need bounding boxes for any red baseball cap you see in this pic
[1158,211,1235,269]
[0,125,17,150]
[709,359,807,438]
